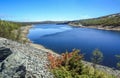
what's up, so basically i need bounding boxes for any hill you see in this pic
[69,13,120,31]
[17,21,70,25]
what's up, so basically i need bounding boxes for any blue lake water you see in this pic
[28,24,120,68]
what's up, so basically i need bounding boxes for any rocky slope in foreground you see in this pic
[0,37,54,78]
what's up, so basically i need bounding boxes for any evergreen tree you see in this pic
[115,55,120,70]
[0,20,21,40]
[91,49,103,67]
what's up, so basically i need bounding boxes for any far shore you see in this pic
[69,23,120,31]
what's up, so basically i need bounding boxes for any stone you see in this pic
[0,47,12,62]
[0,37,54,78]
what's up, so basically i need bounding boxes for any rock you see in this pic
[82,61,120,77]
[0,37,54,78]
[0,47,12,62]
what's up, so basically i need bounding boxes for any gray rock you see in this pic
[0,37,54,78]
[0,47,12,62]
[82,61,120,77]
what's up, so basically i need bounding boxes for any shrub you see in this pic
[0,20,21,41]
[47,49,115,78]
[115,55,120,70]
[91,49,103,67]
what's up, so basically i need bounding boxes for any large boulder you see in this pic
[0,47,12,62]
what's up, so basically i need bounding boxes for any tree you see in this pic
[115,55,120,78]
[115,55,120,70]
[0,20,21,40]
[91,49,103,67]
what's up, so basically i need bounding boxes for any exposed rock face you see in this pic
[0,47,12,62]
[0,37,54,78]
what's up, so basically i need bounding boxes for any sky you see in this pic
[0,0,120,22]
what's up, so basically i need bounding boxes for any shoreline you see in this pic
[69,23,120,31]
[20,25,59,56]
[20,25,33,42]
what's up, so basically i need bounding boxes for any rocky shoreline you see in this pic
[20,25,59,56]
[20,25,33,43]
[0,37,54,78]
[69,23,120,31]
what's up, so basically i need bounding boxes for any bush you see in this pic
[0,20,21,40]
[91,49,103,67]
[115,55,120,70]
[48,49,116,78]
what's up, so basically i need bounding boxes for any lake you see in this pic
[28,24,120,68]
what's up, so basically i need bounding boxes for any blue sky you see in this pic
[0,0,120,22]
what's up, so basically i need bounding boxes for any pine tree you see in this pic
[91,49,103,67]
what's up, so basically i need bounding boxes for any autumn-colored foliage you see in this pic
[47,49,83,69]
[47,53,62,69]
[47,49,116,78]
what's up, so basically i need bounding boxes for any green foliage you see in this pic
[0,20,21,40]
[115,55,120,70]
[48,49,115,78]
[91,49,103,66]
[117,62,120,70]
[71,14,120,26]
[52,66,115,78]
[116,55,120,60]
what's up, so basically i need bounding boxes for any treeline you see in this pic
[71,13,120,26]
[0,20,21,40]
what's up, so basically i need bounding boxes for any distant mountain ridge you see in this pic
[17,21,70,25]
[4,13,120,31]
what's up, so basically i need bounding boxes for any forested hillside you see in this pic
[0,20,21,40]
[70,13,120,26]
